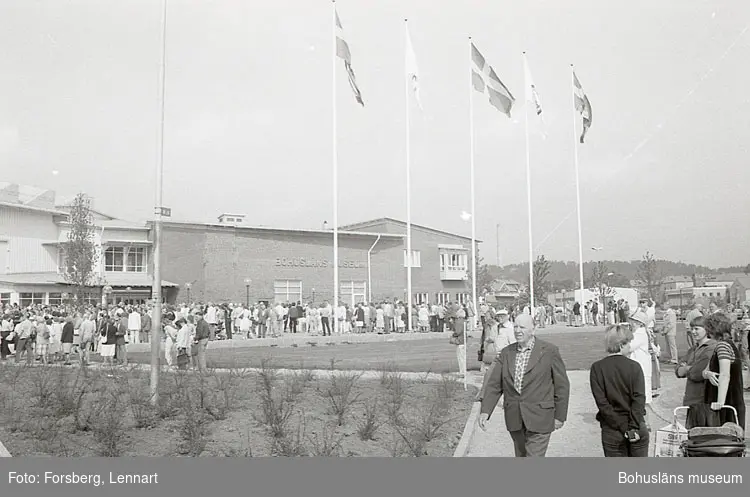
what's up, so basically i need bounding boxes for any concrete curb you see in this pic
[453,401,480,457]
[125,330,455,353]
[0,440,11,457]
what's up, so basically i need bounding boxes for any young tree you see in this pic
[63,193,99,308]
[466,247,495,298]
[531,255,552,305]
[635,250,664,301]
[588,261,617,310]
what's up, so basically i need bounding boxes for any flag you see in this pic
[573,71,592,143]
[523,55,543,116]
[335,9,364,106]
[471,42,515,117]
[405,24,422,110]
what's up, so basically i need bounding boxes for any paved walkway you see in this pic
[464,370,750,457]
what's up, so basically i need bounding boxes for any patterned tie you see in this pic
[514,349,524,393]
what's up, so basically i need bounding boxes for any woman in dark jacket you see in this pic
[702,313,746,431]
[590,324,649,457]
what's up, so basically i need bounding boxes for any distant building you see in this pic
[729,276,750,305]
[665,285,730,309]
[662,275,693,291]
[484,279,522,307]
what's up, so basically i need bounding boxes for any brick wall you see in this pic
[159,221,476,306]
[160,224,404,305]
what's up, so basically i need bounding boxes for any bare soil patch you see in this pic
[0,361,475,457]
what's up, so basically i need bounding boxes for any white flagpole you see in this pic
[523,52,535,313]
[404,19,413,332]
[149,0,168,406]
[332,0,339,333]
[572,65,585,311]
[464,37,476,390]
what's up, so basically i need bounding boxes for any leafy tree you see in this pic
[466,247,495,298]
[635,251,664,301]
[63,193,99,308]
[587,261,617,307]
[530,255,552,305]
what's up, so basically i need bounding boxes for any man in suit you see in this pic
[478,314,570,457]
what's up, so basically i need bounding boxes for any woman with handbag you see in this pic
[451,306,466,378]
[702,313,746,431]
[163,312,178,368]
[99,316,118,367]
[175,318,191,370]
[589,324,649,457]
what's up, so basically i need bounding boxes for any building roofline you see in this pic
[339,217,480,242]
[155,220,405,238]
[0,201,68,216]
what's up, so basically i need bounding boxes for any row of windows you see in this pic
[273,280,368,305]
[104,247,147,272]
[415,293,471,305]
[270,281,469,307]
[58,246,148,273]
[7,292,100,307]
[403,250,469,272]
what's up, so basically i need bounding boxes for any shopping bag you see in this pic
[653,421,688,457]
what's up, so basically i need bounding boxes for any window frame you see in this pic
[273,280,303,304]
[340,280,367,306]
[403,249,422,268]
[436,292,450,305]
[19,292,45,307]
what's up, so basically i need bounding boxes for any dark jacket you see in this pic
[590,355,647,437]
[481,338,570,433]
[195,319,211,341]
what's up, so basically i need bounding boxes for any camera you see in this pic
[625,430,639,442]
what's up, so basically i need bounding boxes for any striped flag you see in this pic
[573,71,592,143]
[471,42,515,117]
[335,9,364,106]
[405,23,422,110]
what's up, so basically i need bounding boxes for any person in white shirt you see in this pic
[128,307,141,344]
[320,302,332,336]
[205,303,218,340]
[337,303,347,334]
[641,298,660,397]
[274,303,285,336]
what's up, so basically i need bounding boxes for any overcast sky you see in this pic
[1,0,748,268]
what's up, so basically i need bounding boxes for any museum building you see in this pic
[160,215,478,306]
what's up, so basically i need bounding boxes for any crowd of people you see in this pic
[2,294,748,459]
[475,297,749,457]
[0,297,484,372]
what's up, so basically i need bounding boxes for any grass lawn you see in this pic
[0,362,476,457]
[125,324,695,373]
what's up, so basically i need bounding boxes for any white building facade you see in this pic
[0,183,175,307]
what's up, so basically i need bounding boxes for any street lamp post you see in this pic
[244,278,252,307]
[312,288,316,303]
[185,282,192,304]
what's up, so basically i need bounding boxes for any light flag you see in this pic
[335,8,364,106]
[405,23,422,110]
[523,55,543,116]
[471,42,515,117]
[573,71,592,143]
